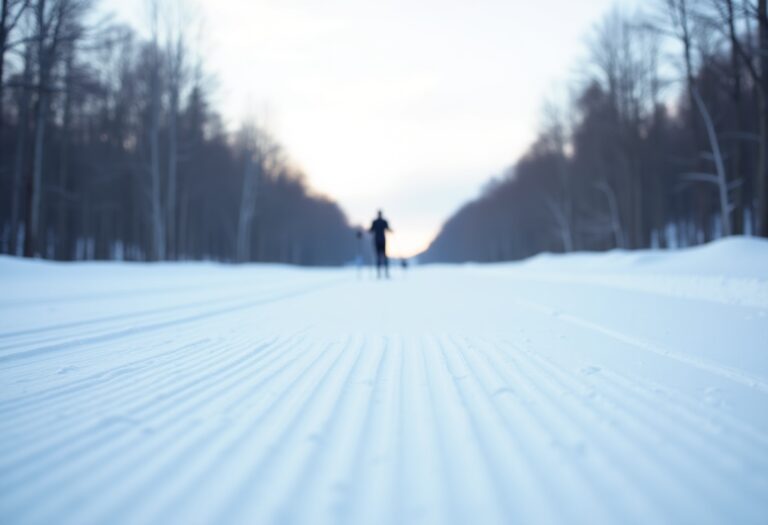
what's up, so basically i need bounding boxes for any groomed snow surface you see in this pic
[1,237,767,525]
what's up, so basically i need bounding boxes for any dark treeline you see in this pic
[0,0,357,264]
[424,1,768,263]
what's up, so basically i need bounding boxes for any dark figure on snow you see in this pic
[369,210,392,279]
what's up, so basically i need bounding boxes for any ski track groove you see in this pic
[0,277,288,336]
[0,278,345,364]
[1,333,274,495]
[109,337,341,525]
[448,333,666,524]
[429,333,519,524]
[554,349,768,470]
[336,336,396,525]
[444,334,629,523]
[487,337,724,522]
[419,334,473,525]
[72,335,331,525]
[0,284,274,342]
[0,276,321,344]
[438,333,575,525]
[0,278,262,309]
[587,367,768,506]
[230,335,369,523]
[486,334,768,522]
[0,338,214,415]
[341,335,404,525]
[511,297,768,393]
[3,300,284,383]
[208,335,358,525]
[1,322,310,470]
[0,326,295,452]
[393,335,452,524]
[276,335,389,525]
[8,333,328,523]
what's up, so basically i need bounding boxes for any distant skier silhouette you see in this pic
[369,210,392,279]
[354,228,365,277]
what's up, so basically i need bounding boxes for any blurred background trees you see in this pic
[0,0,357,264]
[424,0,768,263]
[2,0,766,266]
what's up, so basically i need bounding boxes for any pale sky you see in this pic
[106,0,626,257]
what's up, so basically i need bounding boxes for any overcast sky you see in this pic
[106,0,629,257]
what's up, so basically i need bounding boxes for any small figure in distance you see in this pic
[369,209,392,279]
[354,228,364,277]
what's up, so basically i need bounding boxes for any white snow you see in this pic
[1,237,767,525]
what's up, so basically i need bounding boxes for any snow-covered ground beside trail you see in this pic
[1,237,767,525]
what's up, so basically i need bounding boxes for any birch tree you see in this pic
[147,0,164,260]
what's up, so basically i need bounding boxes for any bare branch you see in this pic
[680,172,719,184]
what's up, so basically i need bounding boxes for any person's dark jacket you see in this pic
[369,218,390,248]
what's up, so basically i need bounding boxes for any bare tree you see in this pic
[55,37,72,258]
[163,2,190,259]
[147,0,164,260]
[24,0,90,257]
[9,42,31,254]
[544,196,574,252]
[667,0,698,101]
[0,0,30,136]
[0,2,358,265]
[236,151,258,262]
[236,124,276,262]
[758,0,768,235]
[683,88,734,235]
[595,180,627,249]
[541,100,575,252]
[706,0,768,235]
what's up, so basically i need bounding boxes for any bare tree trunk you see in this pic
[236,154,257,262]
[25,89,48,257]
[724,0,745,234]
[166,81,178,259]
[24,0,74,257]
[79,195,88,260]
[667,0,709,242]
[692,88,732,236]
[149,84,164,259]
[57,42,73,259]
[597,180,626,248]
[0,0,25,137]
[665,0,696,108]
[148,2,165,260]
[557,139,575,252]
[165,35,183,260]
[544,196,573,252]
[24,0,50,257]
[0,0,8,137]
[178,187,188,259]
[10,43,31,254]
[758,0,768,236]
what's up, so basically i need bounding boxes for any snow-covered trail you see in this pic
[1,240,767,525]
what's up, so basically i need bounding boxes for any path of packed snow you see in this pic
[1,238,767,524]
